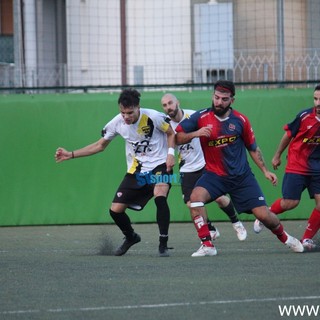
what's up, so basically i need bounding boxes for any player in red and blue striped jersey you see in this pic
[254,84,320,251]
[176,80,304,256]
[161,93,247,242]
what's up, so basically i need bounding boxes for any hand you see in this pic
[272,156,281,170]
[55,147,72,163]
[265,171,278,186]
[166,154,175,172]
[197,126,212,138]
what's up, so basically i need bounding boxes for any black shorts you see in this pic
[179,168,204,203]
[112,163,172,211]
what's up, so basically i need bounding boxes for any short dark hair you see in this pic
[314,84,320,92]
[118,88,141,107]
[214,80,236,97]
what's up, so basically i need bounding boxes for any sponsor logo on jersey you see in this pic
[208,135,237,147]
[141,125,151,135]
[131,140,152,154]
[302,136,320,144]
[178,143,194,152]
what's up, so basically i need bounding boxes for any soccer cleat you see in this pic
[285,233,304,253]
[210,228,220,240]
[114,233,141,256]
[208,221,220,240]
[158,245,170,257]
[253,219,264,233]
[232,221,247,241]
[191,244,217,257]
[302,238,317,251]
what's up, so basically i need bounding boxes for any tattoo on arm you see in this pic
[256,147,266,167]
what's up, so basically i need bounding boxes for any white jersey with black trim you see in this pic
[169,109,205,173]
[102,108,170,174]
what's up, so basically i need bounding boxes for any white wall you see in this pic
[194,2,234,82]
[66,0,121,86]
[126,0,192,85]
[66,0,192,86]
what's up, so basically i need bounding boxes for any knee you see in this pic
[110,202,127,213]
[215,195,230,207]
[190,187,209,203]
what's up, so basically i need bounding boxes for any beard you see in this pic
[212,102,231,117]
[168,105,179,118]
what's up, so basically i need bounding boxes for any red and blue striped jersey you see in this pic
[176,108,257,176]
[285,107,320,175]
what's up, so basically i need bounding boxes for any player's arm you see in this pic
[176,127,212,145]
[242,116,277,185]
[165,125,176,172]
[55,138,111,163]
[248,147,278,186]
[175,111,211,144]
[271,133,291,170]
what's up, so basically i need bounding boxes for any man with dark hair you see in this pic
[161,93,247,242]
[175,80,304,256]
[254,85,320,250]
[55,88,175,257]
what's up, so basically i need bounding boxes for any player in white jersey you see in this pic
[161,93,247,243]
[55,89,175,257]
[105,108,170,173]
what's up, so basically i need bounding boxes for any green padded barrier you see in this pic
[0,88,314,226]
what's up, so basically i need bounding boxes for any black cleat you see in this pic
[158,245,172,257]
[114,233,141,256]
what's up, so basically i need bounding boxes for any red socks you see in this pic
[301,208,320,240]
[270,198,285,215]
[193,215,213,247]
[271,223,288,243]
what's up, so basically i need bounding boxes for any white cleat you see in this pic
[210,228,220,240]
[232,221,247,241]
[285,233,304,253]
[191,244,217,257]
[253,219,264,233]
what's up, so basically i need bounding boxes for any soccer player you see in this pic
[253,84,320,250]
[175,80,304,256]
[161,93,247,241]
[55,88,175,257]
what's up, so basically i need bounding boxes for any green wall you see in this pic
[0,88,314,226]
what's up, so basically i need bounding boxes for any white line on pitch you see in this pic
[1,295,320,315]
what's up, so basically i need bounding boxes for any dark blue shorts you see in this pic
[195,170,267,214]
[282,173,320,200]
